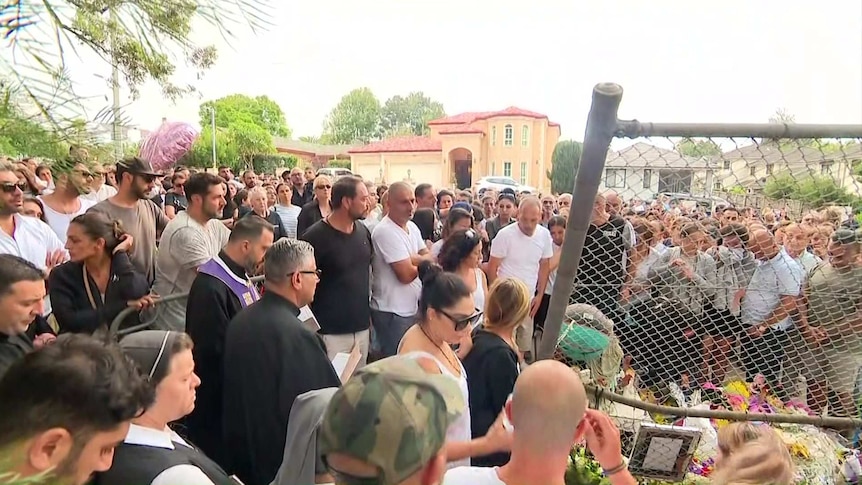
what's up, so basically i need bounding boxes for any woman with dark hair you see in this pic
[436,189,454,217]
[398,261,509,468]
[438,228,488,312]
[96,330,236,485]
[48,212,152,334]
[431,207,474,259]
[411,207,438,248]
[21,196,48,224]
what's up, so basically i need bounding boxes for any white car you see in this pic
[475,176,535,196]
[316,167,354,180]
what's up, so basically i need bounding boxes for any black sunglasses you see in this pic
[316,184,332,190]
[295,269,322,277]
[0,182,27,193]
[439,309,483,331]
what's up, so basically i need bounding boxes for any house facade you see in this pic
[714,143,862,194]
[348,107,560,191]
[601,142,718,200]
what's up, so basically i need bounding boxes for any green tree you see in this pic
[181,127,238,170]
[378,92,445,138]
[200,94,291,137]
[675,138,721,158]
[547,140,582,195]
[251,153,297,174]
[0,98,66,159]
[228,120,273,167]
[763,173,799,199]
[3,0,268,140]
[323,88,381,144]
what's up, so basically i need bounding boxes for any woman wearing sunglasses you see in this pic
[398,261,510,468]
[296,175,332,238]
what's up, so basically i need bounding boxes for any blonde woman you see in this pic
[712,422,794,485]
[296,175,332,237]
[462,277,530,467]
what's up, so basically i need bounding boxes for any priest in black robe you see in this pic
[222,238,340,485]
[183,216,274,470]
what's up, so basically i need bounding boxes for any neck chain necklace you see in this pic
[419,324,461,377]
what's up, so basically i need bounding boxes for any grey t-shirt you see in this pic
[153,211,231,330]
[89,198,168,285]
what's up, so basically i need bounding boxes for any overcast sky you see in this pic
[64,0,862,141]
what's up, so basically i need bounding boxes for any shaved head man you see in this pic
[444,360,636,485]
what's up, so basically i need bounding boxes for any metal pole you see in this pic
[110,8,122,160]
[537,83,624,360]
[210,107,217,169]
[615,120,862,140]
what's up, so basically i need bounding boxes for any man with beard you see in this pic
[301,176,373,366]
[183,216,274,470]
[38,160,97,243]
[89,157,169,285]
[153,173,230,330]
[0,334,153,485]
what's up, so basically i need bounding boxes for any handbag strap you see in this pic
[81,265,102,310]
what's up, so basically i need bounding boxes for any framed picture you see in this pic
[627,423,701,481]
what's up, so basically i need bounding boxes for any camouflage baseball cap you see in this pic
[319,356,464,485]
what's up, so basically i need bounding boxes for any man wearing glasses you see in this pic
[38,161,98,243]
[223,239,341,485]
[89,157,169,285]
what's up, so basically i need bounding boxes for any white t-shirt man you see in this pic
[371,216,425,317]
[153,211,230,330]
[490,222,554,293]
[39,196,96,243]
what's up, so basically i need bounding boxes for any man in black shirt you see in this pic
[301,176,373,366]
[0,254,49,379]
[184,216,274,470]
[223,239,340,485]
[571,194,626,322]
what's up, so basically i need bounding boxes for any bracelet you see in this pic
[602,460,628,477]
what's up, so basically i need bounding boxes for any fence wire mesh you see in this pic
[550,129,862,483]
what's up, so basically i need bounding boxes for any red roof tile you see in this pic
[348,136,442,154]
[549,122,560,127]
[428,107,558,126]
[438,123,485,135]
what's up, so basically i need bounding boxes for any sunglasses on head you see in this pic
[438,309,483,331]
[0,182,27,193]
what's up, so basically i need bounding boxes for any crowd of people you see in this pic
[0,149,845,485]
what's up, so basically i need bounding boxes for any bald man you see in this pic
[444,360,636,485]
[740,228,804,391]
[487,197,553,360]
[370,182,431,357]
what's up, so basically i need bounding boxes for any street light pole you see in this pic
[209,106,218,170]
[110,8,122,161]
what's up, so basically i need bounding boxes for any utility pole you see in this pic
[110,8,122,161]
[208,106,217,169]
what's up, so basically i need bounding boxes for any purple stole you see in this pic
[198,257,260,308]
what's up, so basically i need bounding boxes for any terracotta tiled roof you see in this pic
[438,123,485,135]
[428,107,558,126]
[348,136,442,154]
[549,122,560,127]
[272,137,359,157]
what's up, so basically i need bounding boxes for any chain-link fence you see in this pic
[540,83,862,483]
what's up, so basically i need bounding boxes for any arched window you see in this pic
[491,126,497,146]
[521,125,529,147]
[504,124,513,146]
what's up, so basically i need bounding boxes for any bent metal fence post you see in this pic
[537,82,623,360]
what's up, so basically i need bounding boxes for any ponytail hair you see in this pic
[417,260,471,319]
[70,212,127,254]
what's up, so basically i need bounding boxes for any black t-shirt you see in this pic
[164,192,188,213]
[301,219,373,334]
[571,220,626,318]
